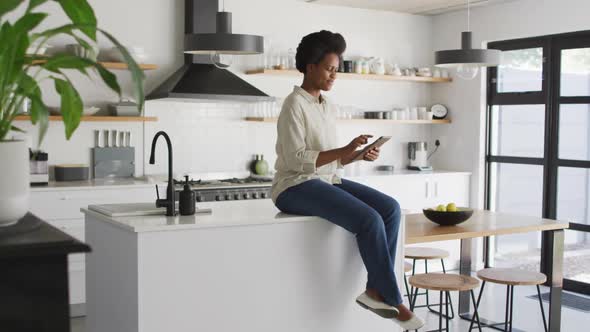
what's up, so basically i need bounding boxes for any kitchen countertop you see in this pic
[30,177,161,192]
[81,200,322,233]
[82,199,413,233]
[32,169,471,192]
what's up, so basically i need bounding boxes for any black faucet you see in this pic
[149,131,176,216]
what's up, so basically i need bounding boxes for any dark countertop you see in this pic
[0,213,90,258]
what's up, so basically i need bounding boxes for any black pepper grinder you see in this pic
[179,175,196,215]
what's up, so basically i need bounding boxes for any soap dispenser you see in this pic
[179,175,195,215]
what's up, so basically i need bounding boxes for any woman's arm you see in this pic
[316,135,372,167]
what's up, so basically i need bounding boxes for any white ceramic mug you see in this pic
[410,107,418,120]
[418,107,427,120]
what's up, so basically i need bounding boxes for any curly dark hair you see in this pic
[295,30,346,74]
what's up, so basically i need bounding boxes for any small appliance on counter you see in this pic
[29,149,48,185]
[407,141,433,171]
[54,164,90,181]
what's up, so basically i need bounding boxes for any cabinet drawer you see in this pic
[31,187,154,220]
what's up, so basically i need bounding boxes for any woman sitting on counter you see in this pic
[270,30,424,330]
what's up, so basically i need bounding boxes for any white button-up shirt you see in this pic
[271,86,343,203]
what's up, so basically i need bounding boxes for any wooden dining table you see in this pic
[405,210,569,332]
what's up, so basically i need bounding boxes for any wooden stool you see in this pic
[409,273,482,332]
[469,268,548,332]
[405,247,454,319]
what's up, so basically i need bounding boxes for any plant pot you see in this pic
[0,140,30,226]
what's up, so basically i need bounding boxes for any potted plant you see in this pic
[0,0,145,226]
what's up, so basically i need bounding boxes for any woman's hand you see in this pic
[342,135,372,155]
[363,146,380,162]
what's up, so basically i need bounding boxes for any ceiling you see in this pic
[303,0,516,15]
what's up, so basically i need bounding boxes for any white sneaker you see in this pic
[355,292,400,319]
[392,314,425,330]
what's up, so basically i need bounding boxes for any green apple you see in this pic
[447,203,458,212]
[436,204,446,212]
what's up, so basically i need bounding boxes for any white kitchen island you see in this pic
[82,200,406,332]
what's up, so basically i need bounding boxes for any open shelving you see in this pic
[244,69,452,83]
[244,117,450,124]
[14,115,158,122]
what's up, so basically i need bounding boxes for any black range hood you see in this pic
[147,0,270,102]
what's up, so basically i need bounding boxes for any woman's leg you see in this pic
[275,179,401,306]
[334,179,403,307]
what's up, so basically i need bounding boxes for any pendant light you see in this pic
[434,0,501,80]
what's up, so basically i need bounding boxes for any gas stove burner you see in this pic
[220,176,273,184]
[175,176,272,186]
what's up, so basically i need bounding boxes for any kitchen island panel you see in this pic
[85,218,139,332]
[84,210,405,332]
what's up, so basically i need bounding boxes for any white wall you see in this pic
[12,0,442,178]
[430,0,590,209]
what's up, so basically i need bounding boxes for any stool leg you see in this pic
[410,259,417,306]
[445,291,450,332]
[504,285,510,332]
[411,286,420,311]
[509,285,514,332]
[468,281,485,332]
[469,290,483,332]
[438,291,443,332]
[425,259,431,308]
[537,285,548,332]
[441,259,455,319]
[404,274,412,304]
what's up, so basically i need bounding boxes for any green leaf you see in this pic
[14,73,48,145]
[30,95,48,145]
[0,22,28,104]
[31,23,77,40]
[53,77,82,139]
[14,12,47,34]
[94,62,121,97]
[56,0,96,41]
[99,29,145,113]
[0,0,23,18]
[43,54,92,76]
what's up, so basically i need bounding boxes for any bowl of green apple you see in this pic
[422,203,473,226]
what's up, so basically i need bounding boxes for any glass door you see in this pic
[486,39,549,271]
[551,36,590,294]
[486,31,590,295]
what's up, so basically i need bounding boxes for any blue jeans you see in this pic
[275,178,403,306]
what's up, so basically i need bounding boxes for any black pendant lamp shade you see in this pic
[185,11,263,55]
[435,31,500,68]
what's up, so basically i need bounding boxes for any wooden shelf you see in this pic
[245,117,451,124]
[31,60,158,71]
[245,69,452,83]
[14,115,158,122]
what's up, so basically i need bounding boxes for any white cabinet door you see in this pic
[356,175,430,212]
[30,186,155,307]
[427,173,471,208]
